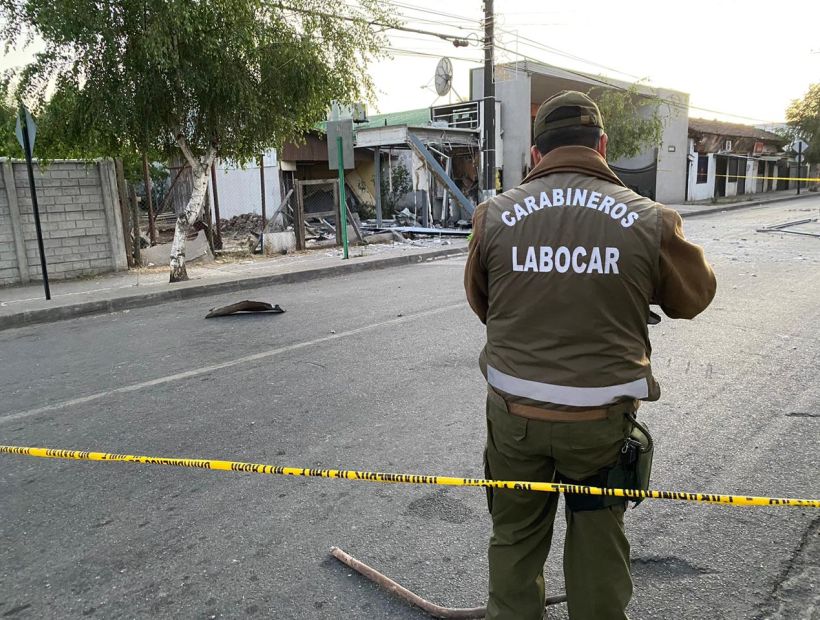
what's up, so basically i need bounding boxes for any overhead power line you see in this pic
[340,0,481,31]
[495,27,645,82]
[382,1,481,25]
[274,3,472,47]
[384,47,481,64]
[342,0,479,30]
[494,44,784,124]
[282,2,783,124]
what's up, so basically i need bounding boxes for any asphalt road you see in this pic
[1,199,819,620]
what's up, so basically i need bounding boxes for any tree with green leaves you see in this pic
[1,0,390,281]
[379,161,412,218]
[0,81,21,157]
[590,84,664,162]
[786,83,820,166]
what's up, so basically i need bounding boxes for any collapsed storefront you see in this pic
[277,105,482,248]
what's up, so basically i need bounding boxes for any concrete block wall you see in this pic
[0,166,16,285]
[0,159,127,286]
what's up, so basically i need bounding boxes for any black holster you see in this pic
[560,414,654,512]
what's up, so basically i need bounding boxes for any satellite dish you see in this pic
[435,57,453,97]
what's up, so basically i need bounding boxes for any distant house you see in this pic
[686,119,787,201]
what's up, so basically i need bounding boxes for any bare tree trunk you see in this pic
[169,137,216,282]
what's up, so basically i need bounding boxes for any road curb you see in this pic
[679,192,818,218]
[4,191,816,331]
[0,246,468,332]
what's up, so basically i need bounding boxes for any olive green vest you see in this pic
[479,171,662,408]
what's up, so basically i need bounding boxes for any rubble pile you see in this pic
[219,214,264,239]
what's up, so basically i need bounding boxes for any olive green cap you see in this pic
[533,90,604,140]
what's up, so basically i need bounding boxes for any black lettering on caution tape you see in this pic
[2,446,818,508]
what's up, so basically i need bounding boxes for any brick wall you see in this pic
[0,159,127,286]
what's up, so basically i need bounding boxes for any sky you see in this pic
[366,0,820,124]
[2,0,818,125]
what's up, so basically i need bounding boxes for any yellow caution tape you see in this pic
[710,174,820,182]
[2,445,818,508]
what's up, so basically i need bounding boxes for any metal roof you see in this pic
[354,108,431,130]
[317,108,432,134]
[688,118,784,142]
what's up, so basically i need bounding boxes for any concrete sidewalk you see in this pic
[0,239,467,331]
[2,189,816,331]
[668,188,818,217]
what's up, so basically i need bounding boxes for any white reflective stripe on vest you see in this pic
[486,365,649,407]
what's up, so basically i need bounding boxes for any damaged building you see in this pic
[277,104,482,247]
[686,119,791,201]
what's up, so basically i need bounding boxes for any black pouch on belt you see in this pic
[561,415,654,511]
[607,414,654,507]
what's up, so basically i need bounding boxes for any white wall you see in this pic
[655,90,689,204]
[687,141,715,201]
[746,159,758,194]
[209,150,281,220]
[579,89,689,204]
[495,69,531,190]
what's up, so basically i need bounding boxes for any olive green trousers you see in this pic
[484,390,633,620]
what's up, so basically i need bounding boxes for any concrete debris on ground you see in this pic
[219,213,265,238]
[139,230,214,267]
[219,214,266,251]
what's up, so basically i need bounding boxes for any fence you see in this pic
[294,179,341,250]
[0,159,128,287]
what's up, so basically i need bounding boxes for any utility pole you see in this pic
[482,0,496,199]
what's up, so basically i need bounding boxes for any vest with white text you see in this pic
[479,171,662,409]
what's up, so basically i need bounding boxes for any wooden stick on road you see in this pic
[330,546,566,618]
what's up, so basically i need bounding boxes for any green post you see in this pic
[337,135,349,259]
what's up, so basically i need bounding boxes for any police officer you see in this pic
[464,91,716,619]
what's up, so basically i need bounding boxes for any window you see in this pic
[728,158,738,182]
[696,154,708,184]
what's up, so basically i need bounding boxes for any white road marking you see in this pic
[0,302,466,425]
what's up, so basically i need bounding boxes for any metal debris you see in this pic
[756,218,820,238]
[205,300,285,319]
[388,226,471,237]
